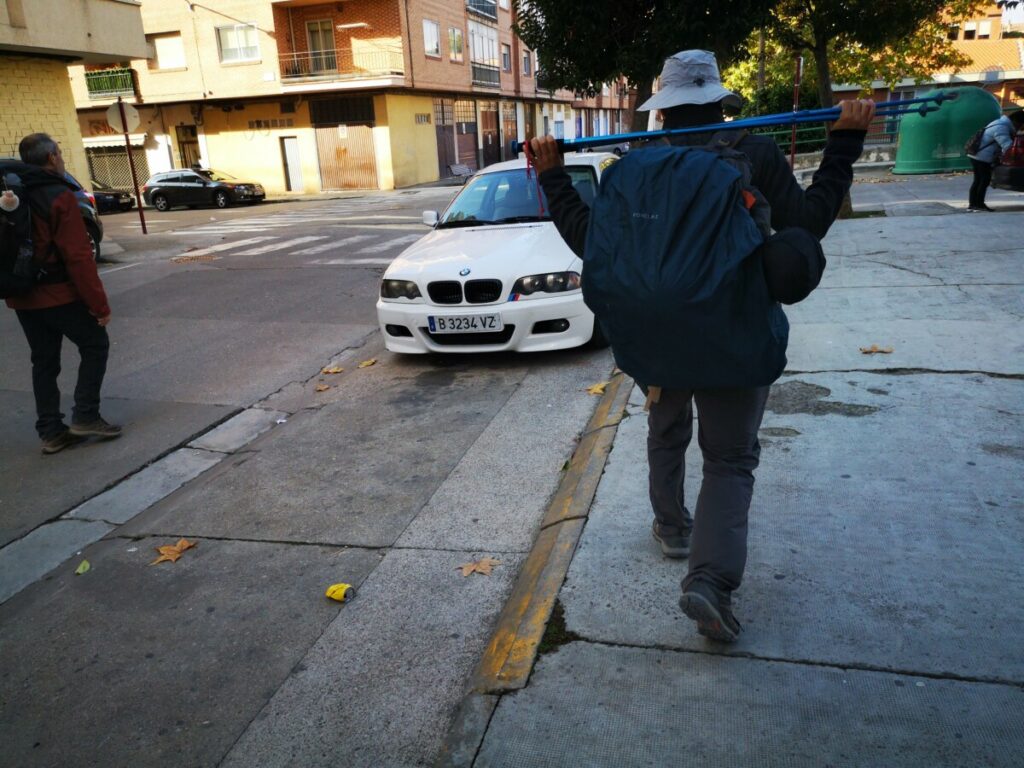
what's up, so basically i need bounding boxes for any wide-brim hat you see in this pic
[638,50,742,112]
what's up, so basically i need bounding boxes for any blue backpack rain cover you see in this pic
[582,144,788,390]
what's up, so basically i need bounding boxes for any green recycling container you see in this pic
[893,86,1001,174]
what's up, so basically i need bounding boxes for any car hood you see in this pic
[384,223,579,282]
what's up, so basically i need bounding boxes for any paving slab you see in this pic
[188,408,288,453]
[0,537,382,768]
[0,519,114,604]
[0,391,234,548]
[559,372,1024,682]
[476,642,1024,767]
[66,448,224,524]
[397,348,612,552]
[118,361,526,547]
[220,548,525,768]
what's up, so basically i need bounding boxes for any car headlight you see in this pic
[380,279,422,300]
[510,271,581,297]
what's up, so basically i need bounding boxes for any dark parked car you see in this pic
[142,169,265,211]
[64,172,104,262]
[90,179,135,213]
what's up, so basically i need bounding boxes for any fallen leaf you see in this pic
[325,583,355,602]
[321,365,344,375]
[315,383,330,392]
[586,382,608,396]
[75,559,90,575]
[859,345,894,355]
[560,459,570,471]
[358,359,377,369]
[150,538,196,566]
[457,557,501,577]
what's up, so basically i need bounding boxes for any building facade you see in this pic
[1,0,147,180]
[68,0,633,194]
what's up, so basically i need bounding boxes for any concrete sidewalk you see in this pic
[444,211,1024,765]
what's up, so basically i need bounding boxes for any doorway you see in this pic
[280,136,303,191]
[306,20,337,74]
[175,125,200,168]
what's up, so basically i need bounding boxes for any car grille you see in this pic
[464,279,502,304]
[427,281,462,304]
[424,325,516,346]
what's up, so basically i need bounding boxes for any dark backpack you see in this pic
[0,161,70,299]
[965,120,997,157]
[582,138,787,390]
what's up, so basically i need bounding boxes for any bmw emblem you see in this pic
[459,268,471,276]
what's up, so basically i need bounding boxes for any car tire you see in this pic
[85,223,101,262]
[613,148,623,157]
[152,193,170,212]
[213,190,231,208]
[586,317,610,349]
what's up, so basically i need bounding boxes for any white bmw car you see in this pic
[376,153,617,354]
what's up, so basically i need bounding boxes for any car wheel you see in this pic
[613,148,623,157]
[213,190,231,208]
[586,317,610,349]
[152,193,170,212]
[85,223,101,262]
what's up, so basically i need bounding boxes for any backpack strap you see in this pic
[705,129,749,151]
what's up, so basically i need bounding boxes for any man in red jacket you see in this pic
[7,133,121,454]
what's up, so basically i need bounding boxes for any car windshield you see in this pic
[437,166,598,228]
[196,169,236,182]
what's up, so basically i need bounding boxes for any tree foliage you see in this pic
[513,0,774,129]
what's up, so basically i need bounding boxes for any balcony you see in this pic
[279,46,404,82]
[471,62,500,88]
[467,0,498,20]
[84,68,136,100]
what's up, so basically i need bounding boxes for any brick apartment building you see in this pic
[68,0,633,194]
[835,3,1024,113]
[1,0,147,181]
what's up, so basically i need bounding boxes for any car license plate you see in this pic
[428,314,503,334]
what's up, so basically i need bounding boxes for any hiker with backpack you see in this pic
[2,133,121,454]
[527,50,874,643]
[966,109,1024,212]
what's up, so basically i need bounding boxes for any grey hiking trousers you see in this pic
[647,385,771,596]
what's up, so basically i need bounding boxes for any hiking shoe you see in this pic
[41,430,87,455]
[652,521,690,559]
[69,417,122,439]
[679,580,741,643]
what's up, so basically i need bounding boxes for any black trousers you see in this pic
[647,386,771,597]
[15,302,110,439]
[969,159,993,208]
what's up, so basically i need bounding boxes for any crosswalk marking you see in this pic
[175,236,275,257]
[292,234,376,256]
[235,236,327,255]
[353,234,422,254]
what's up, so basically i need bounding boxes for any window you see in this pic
[963,21,976,40]
[468,21,498,66]
[423,20,441,57]
[217,23,259,63]
[523,49,532,76]
[449,28,464,63]
[501,43,511,72]
[499,0,509,8]
[151,33,186,70]
[978,20,992,39]
[947,23,960,40]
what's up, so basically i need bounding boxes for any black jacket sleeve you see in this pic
[746,129,866,239]
[537,167,591,258]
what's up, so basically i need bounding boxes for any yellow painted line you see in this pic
[471,370,634,693]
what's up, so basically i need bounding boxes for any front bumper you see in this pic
[376,293,595,353]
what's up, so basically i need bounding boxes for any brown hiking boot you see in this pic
[41,430,88,455]
[69,417,123,439]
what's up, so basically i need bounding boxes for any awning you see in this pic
[83,133,147,148]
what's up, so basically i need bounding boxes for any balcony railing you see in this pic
[471,62,500,87]
[466,0,498,20]
[85,67,136,99]
[279,46,404,81]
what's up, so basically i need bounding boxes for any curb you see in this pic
[434,370,634,766]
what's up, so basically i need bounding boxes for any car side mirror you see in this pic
[422,210,439,227]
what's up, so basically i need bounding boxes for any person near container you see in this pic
[967,109,1024,211]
